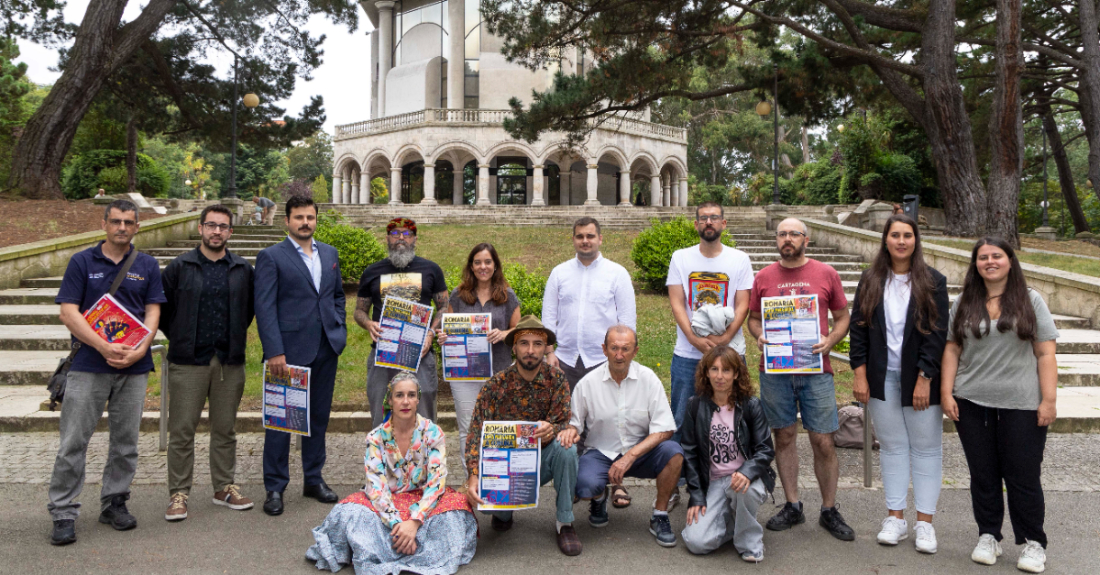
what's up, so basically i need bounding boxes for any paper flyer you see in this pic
[262,362,312,436]
[478,421,541,511]
[82,293,152,348]
[442,313,493,381]
[375,296,434,372]
[762,294,824,374]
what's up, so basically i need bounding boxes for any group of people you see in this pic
[46,198,1058,575]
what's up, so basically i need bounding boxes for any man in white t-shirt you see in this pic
[666,201,754,447]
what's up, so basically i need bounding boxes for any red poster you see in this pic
[82,293,152,348]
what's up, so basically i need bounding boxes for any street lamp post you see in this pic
[225,55,260,199]
[1035,127,1058,240]
[772,63,779,205]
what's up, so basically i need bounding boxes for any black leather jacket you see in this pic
[681,395,776,508]
[161,247,255,365]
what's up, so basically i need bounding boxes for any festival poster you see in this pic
[375,296,434,372]
[478,421,541,511]
[82,293,152,348]
[688,271,730,310]
[442,313,493,381]
[762,294,824,374]
[262,362,312,436]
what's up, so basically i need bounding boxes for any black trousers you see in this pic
[263,338,338,493]
[954,397,1048,547]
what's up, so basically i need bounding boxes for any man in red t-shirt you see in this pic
[747,217,855,542]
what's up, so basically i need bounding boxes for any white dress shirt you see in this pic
[569,360,677,459]
[883,272,911,371]
[542,254,636,368]
[293,237,322,292]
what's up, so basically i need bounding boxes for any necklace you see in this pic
[986,294,1003,302]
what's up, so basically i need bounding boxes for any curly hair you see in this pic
[694,346,754,404]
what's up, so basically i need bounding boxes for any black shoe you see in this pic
[303,481,339,503]
[490,515,514,532]
[766,501,805,531]
[50,519,76,545]
[819,507,855,541]
[588,493,609,528]
[98,494,137,531]
[263,491,284,516]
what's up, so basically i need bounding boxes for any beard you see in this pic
[698,227,721,242]
[201,236,226,252]
[518,355,542,371]
[388,243,416,268]
[780,242,806,261]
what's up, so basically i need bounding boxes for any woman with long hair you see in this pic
[941,237,1058,573]
[437,243,521,470]
[850,213,949,554]
[679,346,775,562]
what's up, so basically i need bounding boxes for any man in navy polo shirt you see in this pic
[47,199,166,546]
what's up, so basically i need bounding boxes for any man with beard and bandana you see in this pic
[662,201,754,509]
[255,196,348,516]
[463,316,581,556]
[161,204,256,522]
[356,218,448,427]
[746,217,855,542]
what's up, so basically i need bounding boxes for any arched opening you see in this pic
[546,162,561,205]
[402,160,425,203]
[495,156,528,204]
[462,160,478,205]
[434,160,455,204]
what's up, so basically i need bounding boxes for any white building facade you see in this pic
[331,0,690,207]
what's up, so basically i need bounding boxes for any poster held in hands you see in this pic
[375,296,434,372]
[442,313,493,381]
[263,363,312,436]
[762,294,824,374]
[478,421,541,511]
[83,293,152,347]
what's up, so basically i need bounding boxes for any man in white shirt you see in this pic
[667,202,754,444]
[543,217,637,390]
[558,325,683,548]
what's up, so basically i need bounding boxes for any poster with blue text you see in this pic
[762,294,823,374]
[478,421,541,511]
[262,363,312,436]
[375,296,434,372]
[442,313,493,381]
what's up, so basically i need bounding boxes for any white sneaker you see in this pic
[876,516,909,545]
[914,521,937,554]
[972,533,1003,565]
[1017,540,1046,573]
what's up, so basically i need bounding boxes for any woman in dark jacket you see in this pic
[680,346,775,562]
[849,213,949,554]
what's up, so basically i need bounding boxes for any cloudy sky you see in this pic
[16,2,375,136]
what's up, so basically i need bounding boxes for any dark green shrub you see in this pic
[631,216,736,292]
[314,219,386,282]
[444,264,548,317]
[61,150,170,199]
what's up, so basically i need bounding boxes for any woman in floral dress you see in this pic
[307,373,478,574]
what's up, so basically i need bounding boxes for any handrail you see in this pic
[152,344,169,452]
[830,349,873,488]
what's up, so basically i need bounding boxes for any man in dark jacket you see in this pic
[161,204,255,522]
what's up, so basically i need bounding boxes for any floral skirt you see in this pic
[306,489,478,575]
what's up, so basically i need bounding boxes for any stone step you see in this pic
[0,305,61,325]
[148,247,265,257]
[753,262,864,272]
[1053,354,1100,386]
[0,288,59,305]
[0,351,70,385]
[1053,330,1100,354]
[746,253,864,263]
[0,325,166,351]
[737,246,839,254]
[19,277,64,289]
[839,281,963,296]
[1052,314,1092,329]
[172,239,282,248]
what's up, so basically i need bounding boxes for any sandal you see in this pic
[610,484,632,508]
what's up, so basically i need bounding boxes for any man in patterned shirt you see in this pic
[464,315,581,556]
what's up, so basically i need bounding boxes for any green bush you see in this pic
[630,216,737,292]
[61,149,170,199]
[443,264,548,317]
[314,218,386,282]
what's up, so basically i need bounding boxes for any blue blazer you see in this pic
[254,237,347,366]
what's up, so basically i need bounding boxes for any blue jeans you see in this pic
[575,441,685,499]
[868,370,943,515]
[758,371,839,433]
[669,354,699,444]
[483,439,578,524]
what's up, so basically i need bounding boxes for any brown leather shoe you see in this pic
[490,514,514,532]
[557,525,582,556]
[213,484,254,511]
[165,492,188,521]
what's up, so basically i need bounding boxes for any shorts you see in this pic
[757,371,839,434]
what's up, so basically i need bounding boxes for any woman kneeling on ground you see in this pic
[306,373,477,574]
[680,346,776,562]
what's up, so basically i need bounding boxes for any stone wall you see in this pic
[802,217,1100,326]
[0,212,201,290]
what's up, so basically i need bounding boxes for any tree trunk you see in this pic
[3,0,176,199]
[1042,107,1090,234]
[1078,0,1100,204]
[917,0,987,237]
[801,125,810,164]
[126,115,138,194]
[986,0,1023,246]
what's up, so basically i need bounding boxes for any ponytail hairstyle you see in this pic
[950,236,1036,348]
[856,214,939,334]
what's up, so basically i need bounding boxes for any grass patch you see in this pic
[926,237,1100,278]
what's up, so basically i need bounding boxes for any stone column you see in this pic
[341,177,351,204]
[662,175,671,207]
[360,172,370,204]
[448,0,464,109]
[585,164,600,205]
[377,1,395,116]
[350,172,360,204]
[421,164,437,204]
[618,172,632,206]
[650,175,662,207]
[389,167,403,205]
[679,177,688,207]
[332,175,343,204]
[531,165,546,206]
[477,164,490,205]
[453,168,464,205]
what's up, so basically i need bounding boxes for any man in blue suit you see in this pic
[254,196,347,516]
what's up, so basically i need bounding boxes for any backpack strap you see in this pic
[108,247,140,297]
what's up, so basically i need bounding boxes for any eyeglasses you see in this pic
[107,218,137,228]
[776,231,806,239]
[389,230,413,237]
[201,222,231,232]
[696,215,723,223]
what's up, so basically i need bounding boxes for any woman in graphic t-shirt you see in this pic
[679,346,775,562]
[849,213,949,554]
[941,237,1059,573]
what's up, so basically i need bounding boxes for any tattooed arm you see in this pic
[431,290,449,330]
[354,297,381,340]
